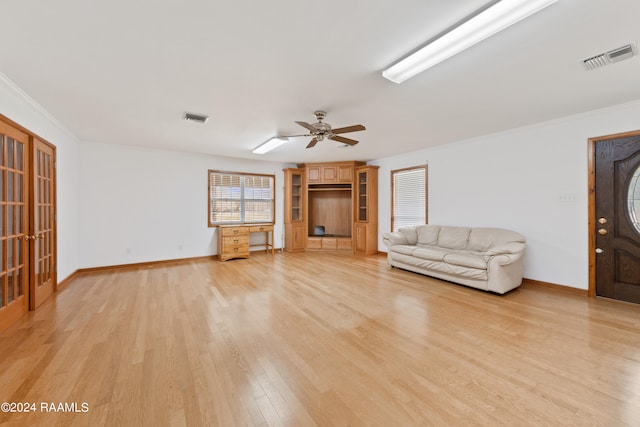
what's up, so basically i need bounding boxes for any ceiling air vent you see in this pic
[183,112,209,124]
[582,42,637,70]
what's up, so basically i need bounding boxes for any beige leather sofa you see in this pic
[382,225,526,294]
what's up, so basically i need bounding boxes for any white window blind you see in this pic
[208,171,274,226]
[392,166,427,231]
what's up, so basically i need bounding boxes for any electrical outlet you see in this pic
[559,193,578,202]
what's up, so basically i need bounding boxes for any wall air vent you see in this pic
[582,42,637,70]
[183,112,209,124]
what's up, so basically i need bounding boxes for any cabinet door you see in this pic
[322,166,337,182]
[357,170,368,222]
[338,165,353,183]
[355,224,367,253]
[293,224,306,250]
[307,166,321,183]
[290,171,303,222]
[284,168,305,224]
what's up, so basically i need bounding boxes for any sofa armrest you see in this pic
[382,231,408,248]
[484,242,526,258]
[489,250,525,266]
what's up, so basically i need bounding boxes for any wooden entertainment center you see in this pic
[283,161,378,255]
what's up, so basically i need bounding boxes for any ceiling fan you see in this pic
[287,111,366,148]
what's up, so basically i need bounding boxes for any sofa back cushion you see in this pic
[398,226,418,245]
[416,225,440,246]
[437,226,471,250]
[467,227,526,252]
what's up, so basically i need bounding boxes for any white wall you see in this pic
[78,142,288,268]
[5,67,640,288]
[373,100,640,290]
[0,73,80,282]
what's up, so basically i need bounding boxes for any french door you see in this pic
[0,117,57,330]
[31,137,56,309]
[0,120,30,330]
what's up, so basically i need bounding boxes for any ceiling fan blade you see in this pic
[306,138,319,149]
[331,124,366,134]
[295,121,317,132]
[329,135,359,145]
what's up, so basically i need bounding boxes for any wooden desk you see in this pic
[218,224,274,261]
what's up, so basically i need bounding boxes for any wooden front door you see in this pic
[30,138,56,309]
[0,121,30,330]
[594,133,640,304]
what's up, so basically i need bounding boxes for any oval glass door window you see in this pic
[629,165,640,234]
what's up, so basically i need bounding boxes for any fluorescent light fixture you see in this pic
[382,0,559,83]
[252,136,289,154]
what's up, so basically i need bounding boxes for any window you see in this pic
[391,165,427,231]
[208,170,275,226]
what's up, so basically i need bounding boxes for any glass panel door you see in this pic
[291,172,302,221]
[31,137,56,309]
[358,171,367,221]
[0,121,29,331]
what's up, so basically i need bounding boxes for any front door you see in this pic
[594,133,640,304]
[0,120,30,330]
[30,137,56,309]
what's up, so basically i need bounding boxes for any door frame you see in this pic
[587,129,640,297]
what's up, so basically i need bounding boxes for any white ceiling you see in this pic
[2,0,640,163]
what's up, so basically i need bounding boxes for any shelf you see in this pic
[308,187,352,192]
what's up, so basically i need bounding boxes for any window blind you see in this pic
[208,171,274,226]
[392,166,427,231]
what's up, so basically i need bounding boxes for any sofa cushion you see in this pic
[390,245,417,256]
[437,226,471,250]
[412,246,448,261]
[398,227,418,245]
[444,252,487,270]
[416,225,440,246]
[445,264,488,280]
[468,227,526,252]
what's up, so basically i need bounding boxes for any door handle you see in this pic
[23,234,44,240]
[595,248,603,254]
[598,228,607,235]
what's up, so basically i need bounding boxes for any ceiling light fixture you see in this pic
[382,0,559,84]
[252,136,289,154]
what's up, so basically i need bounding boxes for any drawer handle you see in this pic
[233,229,239,234]
[233,239,239,243]
[259,227,264,231]
[233,248,238,252]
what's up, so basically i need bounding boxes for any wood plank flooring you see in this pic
[1,252,640,426]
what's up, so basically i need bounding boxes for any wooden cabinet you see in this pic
[307,237,352,250]
[218,225,250,261]
[285,161,377,254]
[355,224,367,253]
[304,161,361,184]
[284,168,307,251]
[354,165,379,255]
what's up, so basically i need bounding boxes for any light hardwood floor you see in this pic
[1,252,639,426]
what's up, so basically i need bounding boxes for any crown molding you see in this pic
[0,71,80,143]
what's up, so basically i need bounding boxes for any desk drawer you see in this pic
[221,227,249,237]
[223,244,249,254]
[249,224,273,233]
[223,235,249,246]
